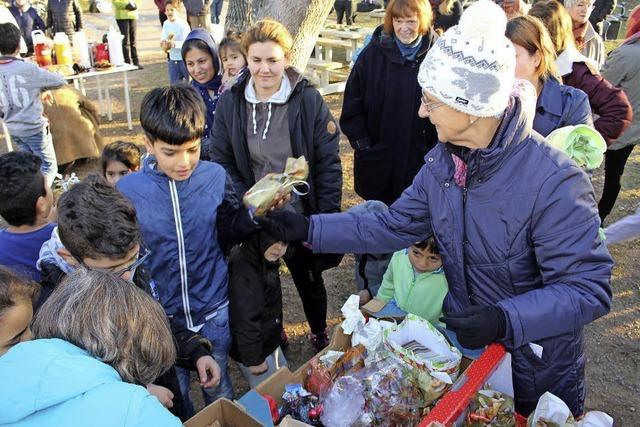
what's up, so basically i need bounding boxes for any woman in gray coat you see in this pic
[46,0,83,40]
[597,5,640,223]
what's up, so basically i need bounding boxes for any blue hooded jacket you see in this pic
[309,97,613,415]
[533,77,593,137]
[118,156,230,330]
[0,339,180,426]
[181,28,223,160]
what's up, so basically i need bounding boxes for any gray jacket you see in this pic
[604,205,640,245]
[601,37,640,150]
[0,58,66,136]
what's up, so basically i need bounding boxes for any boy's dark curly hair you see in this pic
[0,152,46,227]
[414,236,439,254]
[57,175,140,260]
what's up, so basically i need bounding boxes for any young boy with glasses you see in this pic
[35,174,220,421]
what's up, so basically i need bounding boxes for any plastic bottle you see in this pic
[72,31,91,68]
[32,30,52,67]
[53,32,73,65]
[107,27,124,66]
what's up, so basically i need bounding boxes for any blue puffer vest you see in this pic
[310,97,613,415]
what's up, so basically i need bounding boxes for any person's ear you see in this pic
[533,50,542,70]
[57,247,79,266]
[143,135,154,156]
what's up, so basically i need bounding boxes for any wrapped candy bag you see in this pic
[465,390,516,427]
[546,125,606,170]
[243,156,309,216]
[383,314,462,404]
[527,392,613,427]
[359,358,427,427]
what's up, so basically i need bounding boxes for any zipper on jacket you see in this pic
[169,180,193,329]
[403,275,416,308]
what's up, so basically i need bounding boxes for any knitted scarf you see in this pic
[394,35,423,61]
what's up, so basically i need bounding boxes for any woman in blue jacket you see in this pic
[258,1,612,416]
[0,270,181,426]
[506,15,592,137]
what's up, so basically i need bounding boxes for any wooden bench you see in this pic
[306,58,346,95]
[315,37,354,62]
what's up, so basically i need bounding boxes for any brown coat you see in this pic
[44,86,103,165]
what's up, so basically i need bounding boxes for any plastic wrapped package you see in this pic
[464,390,515,426]
[320,376,366,427]
[527,392,613,427]
[546,125,606,170]
[358,358,427,427]
[242,156,309,216]
[279,384,323,426]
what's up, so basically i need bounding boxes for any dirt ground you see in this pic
[1,20,638,421]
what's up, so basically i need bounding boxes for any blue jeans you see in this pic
[210,0,223,23]
[176,305,233,417]
[168,60,189,85]
[11,126,57,186]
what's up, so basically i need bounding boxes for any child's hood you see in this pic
[0,338,122,423]
[181,28,223,78]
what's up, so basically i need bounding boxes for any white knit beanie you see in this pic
[417,0,515,117]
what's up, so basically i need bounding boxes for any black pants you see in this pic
[116,19,139,66]
[598,144,635,223]
[335,1,352,25]
[284,245,328,335]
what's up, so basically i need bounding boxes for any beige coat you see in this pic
[44,86,104,165]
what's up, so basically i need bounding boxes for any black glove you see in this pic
[440,305,506,349]
[255,210,310,242]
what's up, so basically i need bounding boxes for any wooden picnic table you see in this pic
[319,27,372,55]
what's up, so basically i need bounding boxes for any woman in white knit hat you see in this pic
[255,0,612,416]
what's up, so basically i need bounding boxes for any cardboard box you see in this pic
[254,325,473,425]
[184,398,263,427]
[418,343,514,427]
[255,325,352,406]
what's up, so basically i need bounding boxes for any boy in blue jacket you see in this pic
[118,85,258,415]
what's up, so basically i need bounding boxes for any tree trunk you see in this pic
[226,0,335,71]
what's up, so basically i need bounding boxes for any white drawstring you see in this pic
[252,103,257,135]
[262,103,272,140]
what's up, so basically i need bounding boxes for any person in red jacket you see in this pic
[529,1,632,149]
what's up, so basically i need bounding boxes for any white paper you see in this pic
[319,350,344,368]
[530,392,572,426]
[576,411,614,427]
[529,342,544,359]
[340,294,365,334]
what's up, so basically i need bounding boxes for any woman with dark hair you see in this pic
[340,0,438,206]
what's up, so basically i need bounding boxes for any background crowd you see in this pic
[0,0,638,425]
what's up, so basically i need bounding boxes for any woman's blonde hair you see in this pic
[439,0,455,16]
[506,15,560,81]
[384,0,433,36]
[528,0,575,54]
[241,19,294,59]
[32,269,176,385]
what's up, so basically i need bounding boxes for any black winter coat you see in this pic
[37,262,211,421]
[340,26,438,206]
[228,233,284,367]
[210,69,342,217]
[46,0,83,40]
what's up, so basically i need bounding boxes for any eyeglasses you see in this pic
[420,93,444,114]
[74,248,151,277]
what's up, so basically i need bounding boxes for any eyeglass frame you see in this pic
[73,247,151,277]
[420,92,445,114]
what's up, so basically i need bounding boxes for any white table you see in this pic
[319,28,372,54]
[64,63,138,130]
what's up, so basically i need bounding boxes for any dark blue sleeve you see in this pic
[310,165,433,254]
